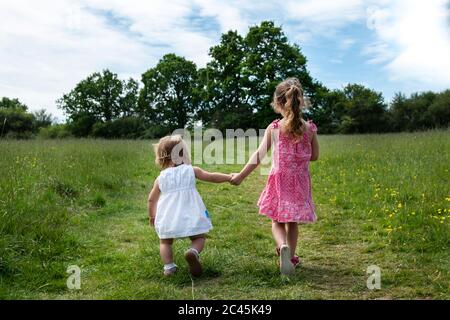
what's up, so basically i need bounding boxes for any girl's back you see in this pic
[259,119,317,224]
[158,164,195,193]
[272,119,318,171]
[155,165,212,239]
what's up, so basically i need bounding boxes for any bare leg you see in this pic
[272,222,287,252]
[189,235,205,254]
[286,223,299,258]
[186,235,205,277]
[160,239,174,264]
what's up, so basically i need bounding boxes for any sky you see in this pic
[1,0,450,120]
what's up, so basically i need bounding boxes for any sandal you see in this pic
[163,265,177,277]
[185,249,203,277]
[279,245,295,276]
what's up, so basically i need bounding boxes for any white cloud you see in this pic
[366,0,450,88]
[193,0,249,33]
[286,0,450,92]
[286,0,364,26]
[0,0,234,118]
[1,0,449,120]
[281,0,373,61]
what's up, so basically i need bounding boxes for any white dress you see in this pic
[155,165,212,240]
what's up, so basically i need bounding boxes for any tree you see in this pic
[310,88,347,134]
[428,90,450,128]
[57,69,138,121]
[407,91,436,130]
[339,84,388,133]
[92,117,146,139]
[0,97,36,138]
[197,21,321,131]
[33,109,53,129]
[0,97,28,111]
[389,92,410,131]
[121,79,140,118]
[389,91,437,131]
[57,69,139,136]
[0,108,35,138]
[242,21,320,129]
[196,31,252,131]
[67,112,98,137]
[139,54,198,132]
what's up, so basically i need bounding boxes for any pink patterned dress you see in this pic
[258,119,317,223]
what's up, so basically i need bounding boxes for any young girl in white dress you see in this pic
[148,135,232,277]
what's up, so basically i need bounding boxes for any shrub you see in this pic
[141,124,172,139]
[92,117,146,139]
[38,124,72,139]
[0,108,35,138]
[68,113,98,137]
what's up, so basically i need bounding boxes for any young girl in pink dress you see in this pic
[231,77,320,275]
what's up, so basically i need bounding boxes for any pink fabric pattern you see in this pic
[258,119,317,223]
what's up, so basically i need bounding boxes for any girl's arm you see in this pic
[310,132,320,161]
[194,167,232,183]
[148,179,161,226]
[231,124,273,186]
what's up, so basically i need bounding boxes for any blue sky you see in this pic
[1,0,449,120]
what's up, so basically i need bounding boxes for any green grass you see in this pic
[0,131,449,300]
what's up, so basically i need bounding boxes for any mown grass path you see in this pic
[1,131,449,299]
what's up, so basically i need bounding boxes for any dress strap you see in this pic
[272,119,281,129]
[307,120,318,134]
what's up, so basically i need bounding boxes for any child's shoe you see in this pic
[280,245,295,276]
[185,248,203,277]
[164,264,178,277]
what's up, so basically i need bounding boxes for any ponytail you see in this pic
[272,78,306,140]
[284,86,305,140]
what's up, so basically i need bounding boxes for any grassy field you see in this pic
[0,131,449,300]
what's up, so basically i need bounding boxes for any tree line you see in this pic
[1,21,449,139]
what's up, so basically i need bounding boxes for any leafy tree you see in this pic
[38,124,71,139]
[33,109,53,129]
[198,21,320,131]
[120,79,140,118]
[428,90,450,127]
[0,108,35,138]
[338,84,388,133]
[92,117,146,139]
[0,97,36,138]
[407,91,436,130]
[196,31,252,130]
[139,54,198,132]
[67,112,98,138]
[389,91,437,131]
[57,69,138,122]
[0,97,28,111]
[311,88,347,134]
[57,69,139,136]
[388,92,409,131]
[242,21,320,128]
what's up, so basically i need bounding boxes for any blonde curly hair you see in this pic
[153,135,191,169]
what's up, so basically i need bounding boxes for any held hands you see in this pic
[230,173,244,186]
